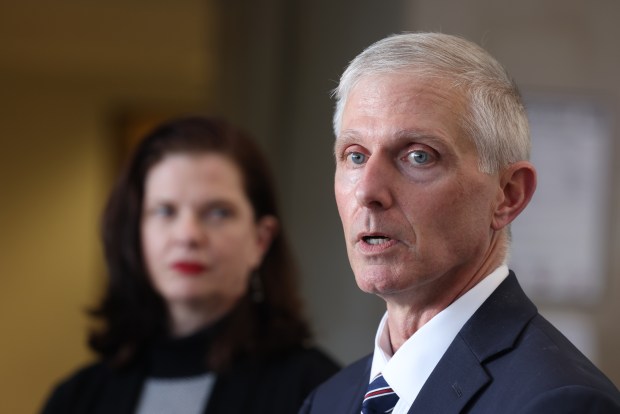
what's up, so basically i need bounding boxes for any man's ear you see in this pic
[491,161,537,231]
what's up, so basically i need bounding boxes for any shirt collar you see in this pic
[369,265,509,408]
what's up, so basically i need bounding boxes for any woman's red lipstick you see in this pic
[172,262,206,275]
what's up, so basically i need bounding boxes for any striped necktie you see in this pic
[361,373,399,414]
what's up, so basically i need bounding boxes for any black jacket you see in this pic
[41,330,339,414]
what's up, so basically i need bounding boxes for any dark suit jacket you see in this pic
[301,272,620,413]
[41,347,339,414]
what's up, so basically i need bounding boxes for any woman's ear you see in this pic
[255,215,279,257]
[492,161,537,231]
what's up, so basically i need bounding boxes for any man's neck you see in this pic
[383,257,505,352]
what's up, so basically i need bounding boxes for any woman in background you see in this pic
[41,116,339,414]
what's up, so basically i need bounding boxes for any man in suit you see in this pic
[301,32,620,413]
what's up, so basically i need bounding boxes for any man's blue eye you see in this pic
[407,150,430,165]
[348,152,366,165]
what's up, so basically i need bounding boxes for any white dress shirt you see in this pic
[368,265,509,413]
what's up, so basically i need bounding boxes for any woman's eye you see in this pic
[204,206,233,221]
[406,150,433,165]
[346,152,366,165]
[153,205,175,217]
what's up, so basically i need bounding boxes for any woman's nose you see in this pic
[174,212,205,246]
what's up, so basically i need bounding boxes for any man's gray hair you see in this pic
[332,32,530,173]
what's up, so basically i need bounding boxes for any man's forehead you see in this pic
[343,73,466,118]
[337,73,469,147]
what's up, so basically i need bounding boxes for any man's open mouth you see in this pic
[362,236,391,245]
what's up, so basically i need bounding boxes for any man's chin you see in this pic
[354,273,401,296]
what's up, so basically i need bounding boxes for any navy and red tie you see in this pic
[361,373,399,414]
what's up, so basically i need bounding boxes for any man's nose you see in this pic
[354,156,394,209]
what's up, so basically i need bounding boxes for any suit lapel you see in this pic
[408,272,537,413]
[332,355,372,414]
[345,360,372,414]
[306,355,371,414]
[408,336,490,413]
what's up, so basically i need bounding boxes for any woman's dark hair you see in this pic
[89,116,311,371]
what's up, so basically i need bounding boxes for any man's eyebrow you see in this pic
[393,129,440,142]
[393,129,452,151]
[333,128,447,157]
[333,130,360,155]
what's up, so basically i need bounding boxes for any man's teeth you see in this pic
[364,236,390,245]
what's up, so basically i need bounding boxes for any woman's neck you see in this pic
[167,300,233,337]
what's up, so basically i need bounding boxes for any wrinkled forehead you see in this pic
[337,70,471,132]
[340,73,471,139]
